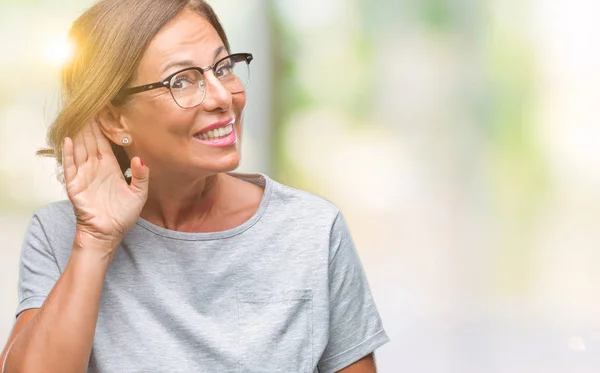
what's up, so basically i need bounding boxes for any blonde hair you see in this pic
[38,0,230,177]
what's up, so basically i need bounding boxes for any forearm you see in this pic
[4,244,112,373]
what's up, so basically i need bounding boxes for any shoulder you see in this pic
[20,200,75,266]
[30,200,76,236]
[35,200,75,219]
[265,175,341,224]
[265,176,357,262]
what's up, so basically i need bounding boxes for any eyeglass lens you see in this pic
[169,55,250,108]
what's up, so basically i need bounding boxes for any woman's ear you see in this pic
[96,104,130,145]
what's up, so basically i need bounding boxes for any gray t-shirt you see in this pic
[17,173,389,373]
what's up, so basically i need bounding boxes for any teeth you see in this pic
[199,124,233,140]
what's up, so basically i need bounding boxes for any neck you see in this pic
[140,170,227,231]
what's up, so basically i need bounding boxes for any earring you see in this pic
[121,137,130,145]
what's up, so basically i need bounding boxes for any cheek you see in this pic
[232,92,247,115]
[126,98,195,141]
[125,94,171,122]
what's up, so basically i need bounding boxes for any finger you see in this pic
[82,122,98,159]
[91,120,113,156]
[63,137,77,183]
[73,130,88,167]
[129,157,149,197]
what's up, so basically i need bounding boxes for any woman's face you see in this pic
[117,9,246,176]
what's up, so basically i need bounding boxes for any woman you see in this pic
[1,0,388,372]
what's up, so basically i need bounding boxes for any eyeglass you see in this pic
[118,53,253,109]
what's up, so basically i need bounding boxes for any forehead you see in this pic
[138,9,225,76]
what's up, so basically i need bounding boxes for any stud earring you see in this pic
[122,137,130,145]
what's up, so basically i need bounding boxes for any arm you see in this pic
[3,240,112,373]
[2,121,149,373]
[1,310,36,373]
[336,354,377,373]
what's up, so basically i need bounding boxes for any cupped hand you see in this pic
[62,121,149,251]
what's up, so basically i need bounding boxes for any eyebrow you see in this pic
[160,46,226,76]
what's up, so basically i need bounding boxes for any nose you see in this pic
[201,71,232,112]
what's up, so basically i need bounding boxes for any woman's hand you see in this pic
[62,121,149,257]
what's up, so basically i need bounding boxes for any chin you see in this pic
[203,152,241,173]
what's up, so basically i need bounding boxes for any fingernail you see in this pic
[140,158,144,167]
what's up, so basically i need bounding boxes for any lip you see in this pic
[193,125,237,147]
[196,118,235,135]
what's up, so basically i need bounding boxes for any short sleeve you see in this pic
[16,214,61,317]
[317,212,389,373]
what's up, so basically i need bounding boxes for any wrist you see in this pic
[73,229,121,262]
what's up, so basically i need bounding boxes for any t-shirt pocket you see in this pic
[237,289,313,373]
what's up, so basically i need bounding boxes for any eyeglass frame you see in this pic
[117,53,253,107]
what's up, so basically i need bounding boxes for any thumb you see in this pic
[129,157,149,195]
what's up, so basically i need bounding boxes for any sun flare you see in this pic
[45,36,74,67]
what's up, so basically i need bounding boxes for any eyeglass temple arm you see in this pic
[121,80,170,96]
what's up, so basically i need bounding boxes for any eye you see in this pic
[171,70,201,90]
[215,60,234,79]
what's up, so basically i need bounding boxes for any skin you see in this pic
[1,9,377,373]
[99,10,263,233]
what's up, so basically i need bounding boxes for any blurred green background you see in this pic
[2,0,600,371]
